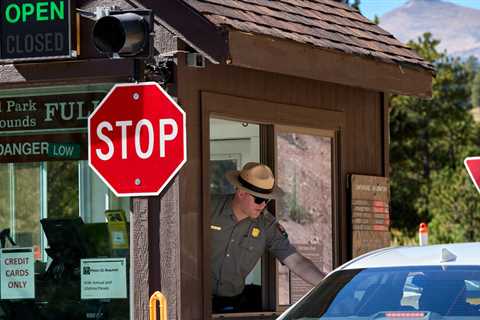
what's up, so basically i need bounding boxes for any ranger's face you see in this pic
[237,190,267,219]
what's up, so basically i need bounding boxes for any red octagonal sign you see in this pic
[88,82,187,197]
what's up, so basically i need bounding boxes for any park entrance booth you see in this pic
[0,0,433,319]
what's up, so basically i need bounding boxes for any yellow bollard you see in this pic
[149,291,168,320]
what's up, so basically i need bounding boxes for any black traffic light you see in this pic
[93,10,153,57]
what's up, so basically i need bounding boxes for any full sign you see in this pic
[0,0,71,60]
[0,91,106,163]
[88,82,187,197]
[464,157,480,193]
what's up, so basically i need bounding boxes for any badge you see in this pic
[210,225,222,231]
[251,227,261,238]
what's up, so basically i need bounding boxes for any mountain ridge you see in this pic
[379,0,480,59]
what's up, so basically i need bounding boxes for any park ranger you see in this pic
[211,162,325,313]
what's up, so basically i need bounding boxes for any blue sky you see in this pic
[360,0,480,20]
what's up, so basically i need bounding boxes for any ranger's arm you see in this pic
[283,252,326,286]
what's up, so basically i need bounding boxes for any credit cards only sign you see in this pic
[0,248,35,299]
[0,0,71,60]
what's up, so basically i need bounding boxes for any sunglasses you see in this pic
[253,195,271,205]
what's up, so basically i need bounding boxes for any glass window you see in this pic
[0,160,130,319]
[6,163,41,250]
[279,266,480,319]
[0,84,131,319]
[276,127,334,306]
[47,161,79,219]
[209,117,263,311]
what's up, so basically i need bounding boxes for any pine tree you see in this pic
[349,0,361,11]
[389,32,479,242]
[471,72,480,108]
[341,0,361,11]
[428,161,480,244]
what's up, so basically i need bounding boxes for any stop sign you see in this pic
[88,82,187,197]
[465,157,480,193]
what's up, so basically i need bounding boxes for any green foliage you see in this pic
[471,72,480,108]
[348,0,361,11]
[464,56,479,82]
[288,201,312,225]
[428,164,480,244]
[464,56,479,107]
[341,0,360,11]
[390,228,417,246]
[13,164,41,237]
[286,173,313,225]
[47,161,78,218]
[390,32,480,241]
[209,160,236,195]
[407,33,442,63]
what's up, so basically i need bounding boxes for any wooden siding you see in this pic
[228,31,433,97]
[132,198,151,320]
[159,178,182,320]
[0,59,135,87]
[176,55,386,319]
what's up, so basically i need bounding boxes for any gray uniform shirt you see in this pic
[211,194,297,297]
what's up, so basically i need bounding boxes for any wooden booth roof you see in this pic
[141,0,434,97]
[183,0,433,73]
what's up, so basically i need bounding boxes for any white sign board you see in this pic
[81,258,127,299]
[0,248,35,299]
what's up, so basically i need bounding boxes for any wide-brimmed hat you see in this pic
[225,162,283,199]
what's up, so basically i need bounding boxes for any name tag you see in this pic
[210,225,222,231]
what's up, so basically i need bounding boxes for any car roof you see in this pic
[339,242,480,270]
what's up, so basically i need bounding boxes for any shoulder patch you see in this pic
[276,223,288,238]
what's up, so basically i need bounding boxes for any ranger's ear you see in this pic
[237,189,247,199]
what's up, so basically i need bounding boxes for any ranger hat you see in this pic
[225,162,282,199]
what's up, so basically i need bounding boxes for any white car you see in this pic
[277,243,480,319]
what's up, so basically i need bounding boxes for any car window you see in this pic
[465,280,480,305]
[278,266,480,319]
[401,271,424,309]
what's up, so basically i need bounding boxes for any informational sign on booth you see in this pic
[0,91,107,163]
[0,248,35,299]
[80,258,127,299]
[105,210,129,250]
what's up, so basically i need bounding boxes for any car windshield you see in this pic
[278,266,480,320]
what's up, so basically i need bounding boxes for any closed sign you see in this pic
[0,0,72,60]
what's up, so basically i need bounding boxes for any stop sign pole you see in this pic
[88,82,187,197]
[464,157,480,193]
